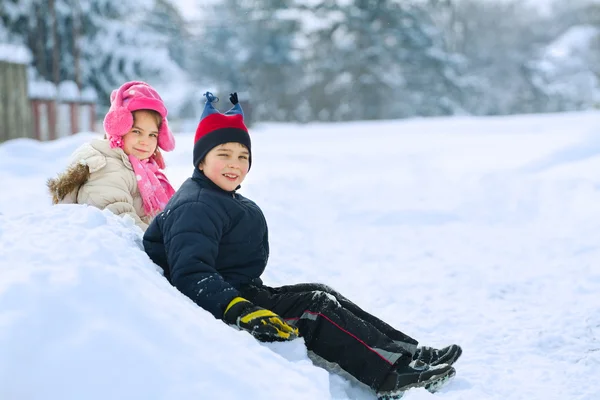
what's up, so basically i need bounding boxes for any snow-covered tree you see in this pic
[188,0,304,122]
[0,15,9,42]
[0,0,184,107]
[299,0,467,121]
[4,0,600,121]
[79,0,183,106]
[521,1,600,111]
[145,0,189,69]
[427,0,559,115]
[528,25,600,111]
[190,0,468,122]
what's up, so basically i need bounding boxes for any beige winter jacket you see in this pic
[47,139,150,231]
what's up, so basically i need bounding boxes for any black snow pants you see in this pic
[238,282,419,390]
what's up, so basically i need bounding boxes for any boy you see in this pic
[143,92,461,399]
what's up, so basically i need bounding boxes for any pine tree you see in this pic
[428,0,557,115]
[300,0,466,121]
[188,0,304,122]
[79,0,182,106]
[145,0,189,68]
[0,0,183,106]
[526,18,600,110]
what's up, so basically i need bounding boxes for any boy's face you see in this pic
[199,142,250,191]
[122,110,159,160]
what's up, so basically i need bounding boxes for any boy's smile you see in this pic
[200,142,250,191]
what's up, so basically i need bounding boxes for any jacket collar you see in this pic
[191,168,241,194]
[91,139,133,171]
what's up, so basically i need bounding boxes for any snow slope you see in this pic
[1,111,600,399]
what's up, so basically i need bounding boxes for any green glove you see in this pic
[223,297,299,342]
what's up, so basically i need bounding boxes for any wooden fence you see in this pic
[30,88,96,141]
[0,60,96,143]
[0,61,34,142]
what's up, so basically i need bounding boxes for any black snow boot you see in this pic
[413,344,462,366]
[376,360,455,400]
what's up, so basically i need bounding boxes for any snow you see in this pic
[2,111,600,399]
[0,43,32,64]
[171,0,211,21]
[0,206,328,400]
[532,24,600,107]
[27,70,58,100]
[545,25,600,60]
[27,75,98,103]
[57,81,81,102]
[80,87,98,103]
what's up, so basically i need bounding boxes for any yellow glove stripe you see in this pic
[268,317,298,334]
[240,309,279,324]
[277,330,291,339]
[269,318,294,332]
[224,297,250,315]
[260,318,293,339]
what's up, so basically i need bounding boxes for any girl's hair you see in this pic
[133,109,163,129]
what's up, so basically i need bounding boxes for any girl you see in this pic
[48,81,176,232]
[143,92,461,399]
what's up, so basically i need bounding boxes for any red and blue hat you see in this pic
[193,92,250,168]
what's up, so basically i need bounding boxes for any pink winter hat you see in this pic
[103,81,175,152]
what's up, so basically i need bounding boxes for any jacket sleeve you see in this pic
[164,201,240,319]
[77,170,148,231]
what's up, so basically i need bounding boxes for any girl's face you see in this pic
[199,142,250,191]
[122,110,159,160]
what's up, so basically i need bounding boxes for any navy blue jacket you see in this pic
[143,169,268,319]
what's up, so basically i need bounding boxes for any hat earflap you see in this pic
[103,82,138,147]
[103,106,133,147]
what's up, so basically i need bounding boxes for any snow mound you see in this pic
[0,205,330,400]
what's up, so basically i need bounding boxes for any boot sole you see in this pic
[425,366,456,392]
[377,366,456,399]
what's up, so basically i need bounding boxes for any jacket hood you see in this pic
[47,139,130,204]
[47,162,90,204]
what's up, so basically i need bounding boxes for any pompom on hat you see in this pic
[103,81,175,152]
[193,92,251,168]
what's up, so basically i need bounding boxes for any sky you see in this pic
[1,111,600,399]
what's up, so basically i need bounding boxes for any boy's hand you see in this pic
[229,92,239,105]
[223,297,299,342]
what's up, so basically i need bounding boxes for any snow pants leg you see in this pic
[238,282,417,390]
[273,283,419,355]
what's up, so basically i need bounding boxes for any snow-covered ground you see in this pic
[1,111,600,400]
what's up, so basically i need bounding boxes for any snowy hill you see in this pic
[1,112,600,399]
[0,206,329,400]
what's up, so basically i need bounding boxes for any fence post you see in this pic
[31,100,40,140]
[16,62,33,140]
[48,100,57,140]
[0,62,6,142]
[0,59,34,142]
[0,44,34,142]
[70,103,79,134]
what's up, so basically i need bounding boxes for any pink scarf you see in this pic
[129,155,175,217]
